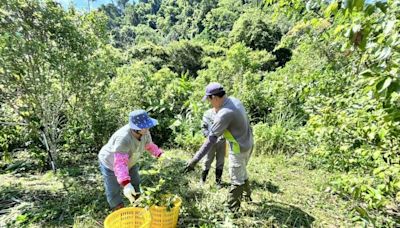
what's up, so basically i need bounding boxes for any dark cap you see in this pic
[202,82,225,101]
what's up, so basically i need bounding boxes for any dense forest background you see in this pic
[1,0,399,226]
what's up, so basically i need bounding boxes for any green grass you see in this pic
[0,150,358,227]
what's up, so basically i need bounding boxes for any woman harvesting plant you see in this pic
[98,110,163,210]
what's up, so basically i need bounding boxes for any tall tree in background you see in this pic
[0,0,113,164]
[117,0,129,10]
[87,0,96,11]
[229,9,282,51]
[202,7,239,41]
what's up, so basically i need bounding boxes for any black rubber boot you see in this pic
[201,169,209,185]
[243,179,252,202]
[226,184,244,213]
[216,168,223,188]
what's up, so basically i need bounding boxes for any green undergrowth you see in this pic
[0,150,361,227]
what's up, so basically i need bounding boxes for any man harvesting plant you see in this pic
[98,110,163,210]
[184,82,254,213]
[200,108,226,188]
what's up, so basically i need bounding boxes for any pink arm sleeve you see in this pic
[145,143,163,158]
[113,152,131,185]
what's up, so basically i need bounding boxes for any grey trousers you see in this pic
[229,147,252,185]
[203,140,226,171]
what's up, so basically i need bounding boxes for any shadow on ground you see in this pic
[243,199,315,227]
[252,179,282,194]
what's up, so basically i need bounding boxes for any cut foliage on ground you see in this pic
[1,150,361,227]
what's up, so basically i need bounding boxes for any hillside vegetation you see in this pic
[1,0,399,226]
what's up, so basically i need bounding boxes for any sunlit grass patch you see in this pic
[0,150,358,227]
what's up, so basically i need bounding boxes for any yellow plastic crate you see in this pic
[149,196,182,228]
[104,207,151,228]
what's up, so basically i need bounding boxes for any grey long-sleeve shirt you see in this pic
[190,97,253,165]
[202,109,225,142]
[201,109,214,137]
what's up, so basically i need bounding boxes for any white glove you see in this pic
[123,183,137,204]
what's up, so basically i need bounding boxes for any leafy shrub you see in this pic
[138,155,189,209]
[0,104,26,161]
[170,112,205,151]
[126,42,168,70]
[306,97,400,213]
[229,9,282,51]
[253,113,309,155]
[202,7,239,41]
[166,41,204,77]
[194,43,274,122]
[105,63,194,146]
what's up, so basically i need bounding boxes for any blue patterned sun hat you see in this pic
[128,110,158,130]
